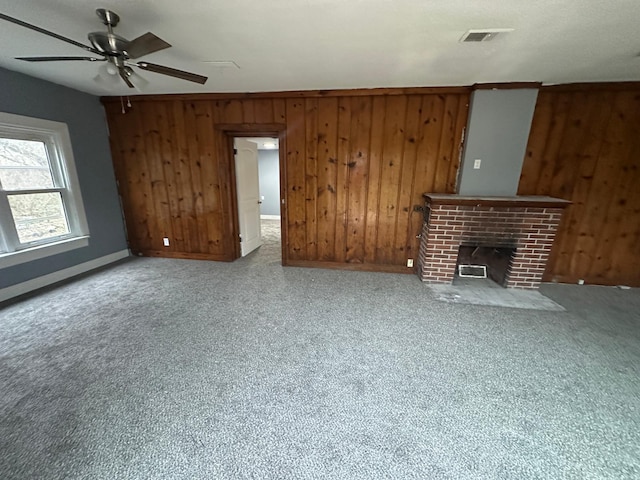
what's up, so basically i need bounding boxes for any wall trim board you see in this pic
[541,81,640,92]
[134,251,234,261]
[0,249,130,303]
[220,131,242,260]
[285,260,413,274]
[100,86,473,103]
[473,82,542,90]
[99,82,640,105]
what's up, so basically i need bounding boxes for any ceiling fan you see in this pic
[0,8,208,88]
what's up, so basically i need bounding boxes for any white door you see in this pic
[235,138,262,256]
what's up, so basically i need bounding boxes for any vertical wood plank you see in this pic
[447,94,469,192]
[335,97,352,263]
[184,101,208,253]
[608,134,640,284]
[346,96,372,263]
[215,129,239,259]
[154,101,185,252]
[375,95,407,264]
[395,95,422,263]
[253,99,275,124]
[316,97,339,261]
[285,98,307,260]
[305,98,319,260]
[241,100,255,123]
[415,94,446,195]
[169,100,198,254]
[533,93,573,195]
[518,93,555,193]
[363,96,386,263]
[549,92,594,198]
[105,104,145,252]
[220,99,243,124]
[143,103,173,252]
[433,94,462,192]
[273,99,286,124]
[212,100,224,124]
[192,101,224,255]
[129,106,159,252]
[406,95,436,263]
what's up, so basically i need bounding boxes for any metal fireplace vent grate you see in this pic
[458,264,487,278]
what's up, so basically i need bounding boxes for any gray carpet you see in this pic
[1,221,639,479]
[246,218,282,267]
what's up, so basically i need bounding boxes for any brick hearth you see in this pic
[417,194,570,289]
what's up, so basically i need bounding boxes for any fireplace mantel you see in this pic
[423,194,571,209]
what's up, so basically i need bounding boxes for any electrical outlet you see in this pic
[407,258,414,268]
[163,237,170,247]
[473,159,482,169]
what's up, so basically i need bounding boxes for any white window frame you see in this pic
[0,112,89,268]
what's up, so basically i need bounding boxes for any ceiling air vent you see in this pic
[460,29,514,42]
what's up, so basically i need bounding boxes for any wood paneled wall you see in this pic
[104,99,238,261]
[103,88,470,271]
[518,84,640,286]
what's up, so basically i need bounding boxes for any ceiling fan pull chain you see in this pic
[120,96,125,114]
[127,97,132,108]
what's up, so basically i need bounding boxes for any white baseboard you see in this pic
[0,249,130,303]
[261,215,281,220]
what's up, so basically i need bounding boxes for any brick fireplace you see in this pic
[417,194,570,289]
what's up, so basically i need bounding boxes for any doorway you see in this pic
[234,136,281,261]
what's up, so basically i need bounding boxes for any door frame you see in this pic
[215,123,287,263]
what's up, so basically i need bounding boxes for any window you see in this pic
[0,113,89,268]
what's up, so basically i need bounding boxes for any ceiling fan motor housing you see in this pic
[88,32,131,57]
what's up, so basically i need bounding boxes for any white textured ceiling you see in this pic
[0,0,639,96]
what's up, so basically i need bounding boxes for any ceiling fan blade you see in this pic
[0,12,101,54]
[135,62,208,84]
[118,67,135,88]
[126,32,171,59]
[16,56,105,62]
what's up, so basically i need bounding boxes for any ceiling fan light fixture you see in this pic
[105,63,118,75]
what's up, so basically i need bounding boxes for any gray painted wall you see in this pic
[0,67,128,289]
[457,88,538,196]
[258,149,280,216]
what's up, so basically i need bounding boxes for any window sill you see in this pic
[0,236,89,269]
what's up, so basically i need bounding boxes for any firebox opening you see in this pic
[455,245,516,287]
